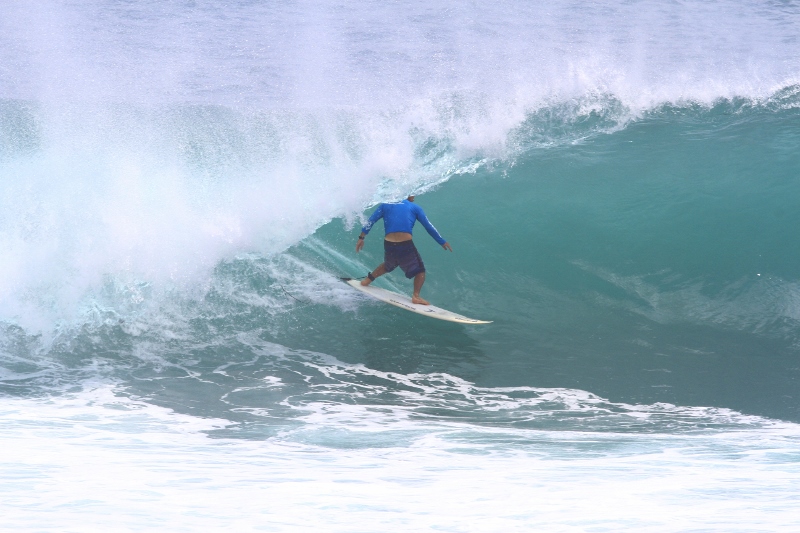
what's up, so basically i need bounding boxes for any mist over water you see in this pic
[2,0,800,530]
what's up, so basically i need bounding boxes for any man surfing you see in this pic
[356,195,452,305]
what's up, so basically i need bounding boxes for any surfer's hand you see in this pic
[442,242,452,252]
[356,238,365,252]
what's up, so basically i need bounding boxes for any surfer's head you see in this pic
[407,195,415,202]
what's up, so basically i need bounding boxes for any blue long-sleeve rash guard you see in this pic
[361,200,446,245]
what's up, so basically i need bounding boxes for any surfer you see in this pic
[355,195,452,305]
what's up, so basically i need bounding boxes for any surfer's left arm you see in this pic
[356,204,384,252]
[415,206,452,252]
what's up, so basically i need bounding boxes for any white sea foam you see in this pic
[1,383,799,531]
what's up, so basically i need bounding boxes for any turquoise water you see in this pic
[2,1,800,530]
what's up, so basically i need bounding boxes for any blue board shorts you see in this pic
[383,240,425,278]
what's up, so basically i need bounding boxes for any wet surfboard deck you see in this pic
[343,278,492,324]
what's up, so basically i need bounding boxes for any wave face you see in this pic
[2,0,800,530]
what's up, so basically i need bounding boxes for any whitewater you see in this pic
[2,0,800,530]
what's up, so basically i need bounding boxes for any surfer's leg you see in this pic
[411,272,429,305]
[361,263,387,286]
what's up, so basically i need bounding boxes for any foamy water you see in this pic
[3,383,800,531]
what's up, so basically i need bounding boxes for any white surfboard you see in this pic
[343,278,492,324]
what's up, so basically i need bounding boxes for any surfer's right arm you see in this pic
[356,204,385,252]
[413,204,452,252]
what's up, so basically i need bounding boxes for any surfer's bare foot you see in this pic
[412,295,429,305]
[360,278,371,286]
[411,272,427,305]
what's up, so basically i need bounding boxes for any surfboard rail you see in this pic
[342,278,492,324]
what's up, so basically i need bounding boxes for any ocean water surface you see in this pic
[2,0,800,530]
